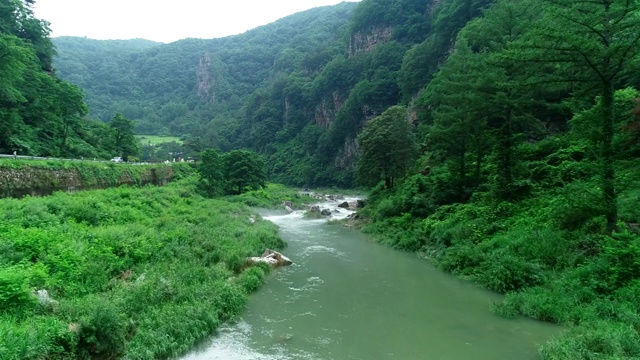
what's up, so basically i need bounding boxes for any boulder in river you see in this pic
[338,201,350,209]
[247,249,293,267]
[320,208,332,216]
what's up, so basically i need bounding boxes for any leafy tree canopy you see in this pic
[356,105,419,188]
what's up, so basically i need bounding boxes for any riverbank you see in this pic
[0,178,306,359]
[357,159,640,359]
[181,194,558,359]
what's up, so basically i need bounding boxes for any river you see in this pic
[182,196,560,360]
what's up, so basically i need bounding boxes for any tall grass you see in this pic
[0,176,288,359]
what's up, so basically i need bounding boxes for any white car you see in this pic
[111,157,123,163]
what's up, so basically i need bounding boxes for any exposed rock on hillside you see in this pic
[348,26,394,56]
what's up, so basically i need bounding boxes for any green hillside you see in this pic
[52,3,358,137]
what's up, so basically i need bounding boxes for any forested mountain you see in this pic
[52,4,358,136]
[53,0,476,186]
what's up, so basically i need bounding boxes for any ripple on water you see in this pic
[300,245,345,259]
[181,320,321,360]
[284,276,325,304]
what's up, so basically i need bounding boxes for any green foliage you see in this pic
[0,316,77,360]
[0,0,115,158]
[221,149,267,195]
[0,266,37,314]
[350,0,430,40]
[356,106,419,188]
[363,158,640,359]
[66,296,127,360]
[198,149,224,196]
[109,113,139,160]
[236,266,267,293]
[227,183,313,209]
[475,251,546,293]
[599,233,640,292]
[0,177,286,358]
[540,321,640,360]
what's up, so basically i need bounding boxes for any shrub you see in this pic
[553,181,604,231]
[211,282,247,321]
[237,266,266,293]
[498,226,578,269]
[475,251,546,293]
[599,233,640,291]
[0,316,78,360]
[540,321,640,360]
[496,285,585,324]
[66,297,127,360]
[437,243,485,277]
[0,267,37,314]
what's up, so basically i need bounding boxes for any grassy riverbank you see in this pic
[358,158,640,359]
[0,177,303,359]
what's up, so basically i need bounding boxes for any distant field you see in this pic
[136,135,183,145]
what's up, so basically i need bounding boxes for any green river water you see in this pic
[182,197,560,360]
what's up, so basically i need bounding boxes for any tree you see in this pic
[198,149,225,196]
[221,150,266,194]
[417,0,543,200]
[524,0,640,232]
[53,80,88,155]
[419,42,490,200]
[356,105,419,188]
[109,113,138,160]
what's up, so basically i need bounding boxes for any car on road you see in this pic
[110,157,123,163]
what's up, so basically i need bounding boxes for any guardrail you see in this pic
[0,154,108,162]
[0,154,157,165]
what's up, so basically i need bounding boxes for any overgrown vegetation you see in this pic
[0,177,289,359]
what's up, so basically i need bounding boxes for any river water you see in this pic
[182,197,560,360]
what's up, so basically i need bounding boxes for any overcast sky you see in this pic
[33,1,360,43]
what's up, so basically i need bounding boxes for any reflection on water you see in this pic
[182,197,560,360]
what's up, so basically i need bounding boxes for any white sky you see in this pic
[33,1,360,43]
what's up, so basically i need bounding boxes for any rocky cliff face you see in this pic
[315,91,344,128]
[334,137,359,170]
[196,53,216,102]
[348,26,394,56]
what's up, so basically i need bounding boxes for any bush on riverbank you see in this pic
[226,183,314,209]
[0,177,287,359]
[359,157,640,359]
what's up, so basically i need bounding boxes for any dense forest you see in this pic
[4,0,640,358]
[0,0,144,159]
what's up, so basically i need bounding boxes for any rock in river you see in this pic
[247,249,293,267]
